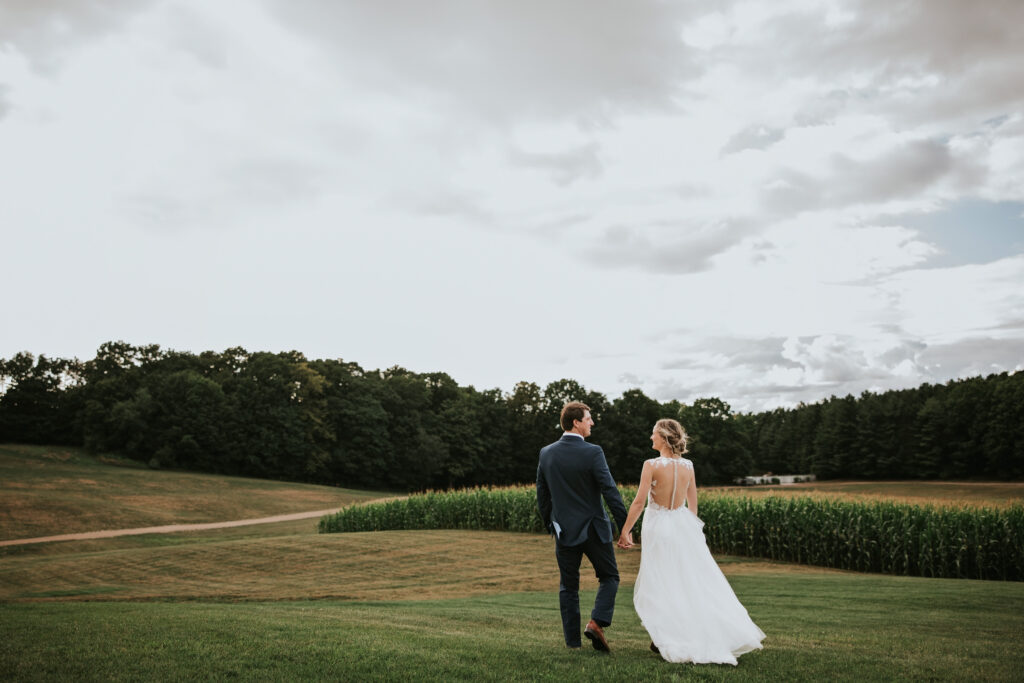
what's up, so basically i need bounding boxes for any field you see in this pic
[1,446,1023,680]
[715,479,1024,507]
[0,444,384,540]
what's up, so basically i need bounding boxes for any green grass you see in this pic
[2,447,1022,680]
[0,444,390,540]
[1,524,1022,680]
[2,574,1022,681]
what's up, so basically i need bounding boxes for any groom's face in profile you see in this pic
[574,410,594,438]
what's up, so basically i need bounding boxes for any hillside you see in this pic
[0,444,388,541]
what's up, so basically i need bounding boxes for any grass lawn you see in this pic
[2,526,1023,681]
[2,573,1022,681]
[0,444,389,540]
[2,446,1022,680]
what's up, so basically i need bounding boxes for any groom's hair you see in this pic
[560,401,591,431]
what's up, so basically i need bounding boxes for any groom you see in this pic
[536,401,629,651]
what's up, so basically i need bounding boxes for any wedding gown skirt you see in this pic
[633,500,766,664]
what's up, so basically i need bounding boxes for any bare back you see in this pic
[647,457,694,510]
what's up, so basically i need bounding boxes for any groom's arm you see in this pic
[592,447,628,533]
[536,459,554,535]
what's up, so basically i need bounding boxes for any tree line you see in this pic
[1,342,1021,489]
[745,372,1024,480]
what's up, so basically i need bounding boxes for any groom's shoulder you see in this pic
[541,437,603,454]
[540,437,585,454]
[574,439,604,457]
[539,439,563,458]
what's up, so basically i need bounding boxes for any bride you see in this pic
[617,418,765,664]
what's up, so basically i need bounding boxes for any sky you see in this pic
[1,0,1022,413]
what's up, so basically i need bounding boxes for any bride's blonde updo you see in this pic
[654,418,690,456]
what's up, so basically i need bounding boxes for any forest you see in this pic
[1,341,1021,490]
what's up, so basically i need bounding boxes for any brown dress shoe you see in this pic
[650,641,660,655]
[584,620,610,652]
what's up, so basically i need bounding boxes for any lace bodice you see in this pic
[647,456,693,471]
[646,456,693,511]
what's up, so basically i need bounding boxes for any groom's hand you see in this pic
[616,531,634,549]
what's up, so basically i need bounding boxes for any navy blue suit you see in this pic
[537,434,628,647]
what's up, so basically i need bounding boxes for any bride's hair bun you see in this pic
[655,418,690,456]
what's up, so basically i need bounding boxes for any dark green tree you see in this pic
[600,388,663,478]
[0,352,82,444]
[679,397,752,484]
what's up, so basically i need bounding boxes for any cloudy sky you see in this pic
[2,0,1022,412]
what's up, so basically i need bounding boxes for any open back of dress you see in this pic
[648,457,693,510]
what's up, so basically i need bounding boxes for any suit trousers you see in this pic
[554,521,620,647]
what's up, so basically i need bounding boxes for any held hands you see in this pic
[617,531,634,549]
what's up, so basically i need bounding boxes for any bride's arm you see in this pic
[620,461,653,539]
[686,468,698,516]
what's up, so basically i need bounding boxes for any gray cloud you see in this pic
[0,86,10,120]
[747,1,1023,83]
[229,157,328,203]
[762,139,954,214]
[618,372,644,388]
[672,183,710,199]
[413,190,495,225]
[640,330,1024,412]
[0,1,155,73]
[832,140,954,203]
[917,336,1024,378]
[584,219,753,274]
[643,374,841,409]
[743,1,1024,129]
[661,336,802,372]
[120,194,190,230]
[988,318,1024,332]
[642,326,690,344]
[877,338,927,366]
[720,125,785,155]
[529,212,591,236]
[120,156,330,231]
[781,336,883,383]
[163,5,229,70]
[509,142,602,186]
[266,0,706,124]
[793,90,854,127]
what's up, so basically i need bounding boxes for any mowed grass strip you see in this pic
[0,445,388,540]
[2,575,1022,681]
[0,528,837,603]
[0,516,326,559]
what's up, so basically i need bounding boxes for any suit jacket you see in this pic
[536,435,628,546]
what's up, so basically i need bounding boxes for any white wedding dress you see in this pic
[632,457,766,665]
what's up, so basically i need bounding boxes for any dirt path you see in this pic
[0,508,343,547]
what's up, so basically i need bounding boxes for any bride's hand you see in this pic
[617,532,634,549]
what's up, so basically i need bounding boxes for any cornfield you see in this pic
[319,486,1024,581]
